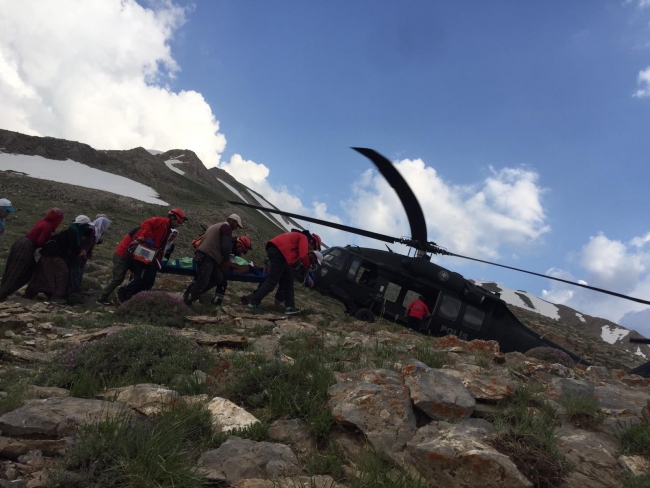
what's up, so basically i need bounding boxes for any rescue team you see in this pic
[0,199,323,315]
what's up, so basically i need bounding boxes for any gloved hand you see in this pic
[145,238,154,247]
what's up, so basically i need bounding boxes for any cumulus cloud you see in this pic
[633,67,650,98]
[0,0,226,167]
[344,159,550,260]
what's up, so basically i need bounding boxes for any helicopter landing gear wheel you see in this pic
[354,308,375,323]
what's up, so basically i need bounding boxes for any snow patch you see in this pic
[635,347,648,359]
[0,152,168,205]
[217,178,247,202]
[575,313,586,323]
[164,159,185,176]
[600,325,629,345]
[247,189,295,232]
[473,280,560,320]
[147,149,163,155]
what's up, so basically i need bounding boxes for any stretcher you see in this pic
[159,257,267,283]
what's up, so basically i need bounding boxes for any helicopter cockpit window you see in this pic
[438,295,461,321]
[322,248,348,271]
[462,305,485,330]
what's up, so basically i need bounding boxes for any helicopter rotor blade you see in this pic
[448,252,650,306]
[227,201,401,245]
[352,148,428,251]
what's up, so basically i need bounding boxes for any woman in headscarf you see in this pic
[0,198,16,240]
[0,208,64,301]
[67,215,111,297]
[25,215,92,303]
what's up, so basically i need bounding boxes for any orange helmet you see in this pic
[168,208,187,223]
[311,233,322,250]
[237,236,252,252]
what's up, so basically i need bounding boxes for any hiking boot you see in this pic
[240,294,252,305]
[246,304,261,314]
[96,297,112,306]
[284,307,300,315]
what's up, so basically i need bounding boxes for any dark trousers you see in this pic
[251,245,294,307]
[185,251,223,303]
[408,316,425,332]
[118,261,157,302]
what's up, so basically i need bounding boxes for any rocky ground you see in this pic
[0,282,648,488]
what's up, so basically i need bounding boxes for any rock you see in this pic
[0,480,27,488]
[0,438,67,459]
[198,437,300,484]
[237,476,343,488]
[96,384,178,416]
[556,426,621,488]
[178,330,248,347]
[440,368,515,401]
[62,326,123,344]
[585,366,610,382]
[25,386,68,399]
[250,335,280,354]
[435,335,501,354]
[206,397,259,433]
[268,419,315,458]
[400,359,475,420]
[327,369,417,458]
[406,420,531,488]
[0,349,51,364]
[237,318,276,329]
[595,383,650,415]
[273,321,317,337]
[618,455,650,476]
[184,315,227,324]
[0,397,129,438]
[547,378,595,400]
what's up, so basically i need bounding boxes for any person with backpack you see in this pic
[244,230,322,315]
[405,295,431,333]
[96,209,186,305]
[183,214,243,305]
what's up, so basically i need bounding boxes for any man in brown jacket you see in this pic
[183,214,242,305]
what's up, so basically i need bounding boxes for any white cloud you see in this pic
[344,159,550,260]
[0,0,226,167]
[633,67,650,98]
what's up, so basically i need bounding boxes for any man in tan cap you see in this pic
[183,214,242,305]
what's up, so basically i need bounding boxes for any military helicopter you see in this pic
[230,148,650,372]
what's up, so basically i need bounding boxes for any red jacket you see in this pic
[406,299,430,320]
[25,219,58,248]
[115,217,171,262]
[269,232,310,268]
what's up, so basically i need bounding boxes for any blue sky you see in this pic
[1,0,650,330]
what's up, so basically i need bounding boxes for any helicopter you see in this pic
[230,148,650,374]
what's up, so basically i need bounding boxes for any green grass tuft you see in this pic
[412,340,453,369]
[621,424,650,458]
[560,393,604,430]
[209,421,270,448]
[114,291,191,328]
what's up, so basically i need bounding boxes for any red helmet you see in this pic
[168,208,187,223]
[237,236,252,252]
[311,233,322,250]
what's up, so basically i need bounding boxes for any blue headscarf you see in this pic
[0,203,15,239]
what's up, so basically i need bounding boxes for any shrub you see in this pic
[525,347,574,368]
[621,424,650,458]
[351,452,429,488]
[209,421,270,448]
[561,393,604,430]
[41,326,214,393]
[624,473,650,488]
[307,444,344,480]
[114,290,190,327]
[48,401,212,487]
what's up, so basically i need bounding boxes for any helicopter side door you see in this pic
[430,293,488,341]
[338,257,381,308]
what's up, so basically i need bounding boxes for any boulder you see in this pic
[618,455,650,476]
[25,386,68,399]
[0,437,67,459]
[440,368,515,401]
[547,378,595,401]
[198,437,300,484]
[206,397,260,433]
[595,383,650,415]
[0,349,51,365]
[400,359,475,420]
[0,397,128,438]
[327,369,417,458]
[556,426,621,488]
[406,420,531,488]
[97,384,178,416]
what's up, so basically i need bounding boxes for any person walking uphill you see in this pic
[245,231,322,315]
[116,209,187,304]
[405,295,431,333]
[183,214,243,305]
[0,208,63,301]
[0,198,16,240]
[25,215,92,304]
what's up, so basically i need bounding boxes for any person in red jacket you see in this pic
[245,231,322,314]
[405,296,431,333]
[96,209,186,305]
[0,208,64,301]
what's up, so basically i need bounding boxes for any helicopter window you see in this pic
[402,290,421,308]
[462,306,485,330]
[322,249,348,271]
[438,295,461,321]
[347,259,361,280]
[356,261,378,287]
[384,282,401,302]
